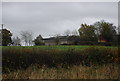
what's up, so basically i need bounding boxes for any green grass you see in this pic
[1,45,118,50]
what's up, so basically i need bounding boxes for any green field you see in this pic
[1,45,118,50]
[2,45,119,79]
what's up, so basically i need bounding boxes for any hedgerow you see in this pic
[2,46,119,73]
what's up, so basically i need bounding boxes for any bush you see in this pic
[82,47,116,65]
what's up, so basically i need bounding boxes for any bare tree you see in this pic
[64,29,71,36]
[20,31,33,46]
[72,29,78,36]
[54,34,60,45]
[12,36,21,46]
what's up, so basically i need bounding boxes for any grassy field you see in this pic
[2,45,119,79]
[1,45,118,50]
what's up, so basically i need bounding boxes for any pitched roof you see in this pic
[42,36,69,40]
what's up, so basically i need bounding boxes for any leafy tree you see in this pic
[78,24,97,42]
[34,35,44,45]
[0,29,12,46]
[94,20,117,42]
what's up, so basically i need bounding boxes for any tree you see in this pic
[64,29,71,36]
[71,29,78,36]
[12,36,21,46]
[93,20,117,42]
[78,24,97,42]
[34,35,44,45]
[20,31,33,46]
[68,35,80,45]
[0,29,12,46]
[54,34,60,45]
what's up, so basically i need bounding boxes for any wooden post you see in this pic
[2,24,3,30]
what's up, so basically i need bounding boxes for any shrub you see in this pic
[82,47,116,65]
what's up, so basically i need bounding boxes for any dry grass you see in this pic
[2,64,119,79]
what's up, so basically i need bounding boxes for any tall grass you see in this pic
[2,64,119,79]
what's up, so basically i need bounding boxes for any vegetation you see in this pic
[2,46,119,79]
[78,21,117,42]
[1,20,119,79]
[78,24,97,42]
[34,35,44,45]
[0,29,12,46]
[3,64,119,79]
[1,20,119,46]
[20,31,33,46]
[12,36,21,46]
[95,21,116,42]
[93,20,117,42]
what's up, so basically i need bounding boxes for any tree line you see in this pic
[0,20,119,46]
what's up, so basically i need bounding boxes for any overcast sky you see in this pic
[2,2,118,38]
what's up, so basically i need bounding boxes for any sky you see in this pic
[2,2,118,38]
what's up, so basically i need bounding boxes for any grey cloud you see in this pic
[2,2,118,38]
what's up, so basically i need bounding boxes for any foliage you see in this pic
[2,46,118,73]
[0,29,12,46]
[93,20,117,42]
[78,24,98,42]
[78,21,117,43]
[34,35,44,45]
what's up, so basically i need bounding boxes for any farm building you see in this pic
[42,36,75,45]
